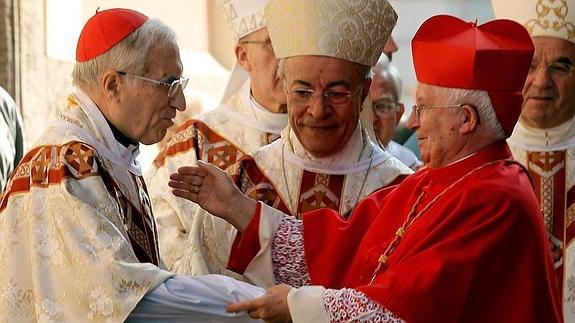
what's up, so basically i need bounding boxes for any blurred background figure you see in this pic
[0,85,24,192]
[493,0,575,321]
[371,55,422,170]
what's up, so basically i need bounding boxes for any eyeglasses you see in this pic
[529,61,574,77]
[411,104,465,121]
[372,99,398,117]
[117,71,189,98]
[285,86,362,107]
[239,39,274,52]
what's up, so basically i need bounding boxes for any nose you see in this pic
[307,93,331,119]
[170,90,186,111]
[529,65,553,89]
[405,107,419,130]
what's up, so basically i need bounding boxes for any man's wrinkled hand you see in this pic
[227,284,293,323]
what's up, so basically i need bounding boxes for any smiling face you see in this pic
[115,43,185,145]
[521,36,575,129]
[284,56,370,158]
[406,83,468,168]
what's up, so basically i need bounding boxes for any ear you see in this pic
[235,43,252,72]
[459,104,479,135]
[101,70,121,103]
[394,102,405,127]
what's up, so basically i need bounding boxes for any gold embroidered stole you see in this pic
[527,149,575,284]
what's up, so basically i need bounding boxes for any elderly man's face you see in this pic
[406,83,466,168]
[116,44,185,145]
[284,56,370,157]
[238,28,286,112]
[370,74,403,147]
[521,37,575,129]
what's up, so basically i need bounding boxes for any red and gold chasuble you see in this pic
[526,151,573,271]
[509,119,575,318]
[153,120,279,170]
[1,142,161,266]
[226,126,412,219]
[229,160,349,218]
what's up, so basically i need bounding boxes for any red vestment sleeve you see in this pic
[227,202,262,274]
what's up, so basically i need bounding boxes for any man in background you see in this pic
[493,1,575,319]
[0,86,24,192]
[145,0,289,270]
[371,54,421,170]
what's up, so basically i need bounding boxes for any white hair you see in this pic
[372,54,402,101]
[429,85,506,140]
[71,18,178,91]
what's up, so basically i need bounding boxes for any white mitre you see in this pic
[217,0,269,104]
[264,0,398,142]
[264,0,397,66]
[492,0,574,43]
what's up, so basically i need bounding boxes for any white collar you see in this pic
[282,124,391,175]
[74,90,141,169]
[249,93,288,134]
[509,117,575,151]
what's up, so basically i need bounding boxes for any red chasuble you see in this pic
[230,141,562,322]
[303,141,561,322]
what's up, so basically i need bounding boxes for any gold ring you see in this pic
[191,185,200,194]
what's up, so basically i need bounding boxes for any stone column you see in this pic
[0,0,20,104]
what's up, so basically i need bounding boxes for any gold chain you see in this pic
[369,159,505,285]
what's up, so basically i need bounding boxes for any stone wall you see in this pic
[19,0,74,146]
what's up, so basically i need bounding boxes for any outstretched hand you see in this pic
[226,284,293,323]
[168,160,257,231]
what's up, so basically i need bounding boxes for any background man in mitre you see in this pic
[493,1,575,319]
[145,0,289,270]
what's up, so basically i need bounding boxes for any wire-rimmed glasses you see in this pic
[372,98,399,118]
[118,71,189,98]
[285,86,362,107]
[411,104,465,121]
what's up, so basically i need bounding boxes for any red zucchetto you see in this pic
[412,15,534,136]
[76,8,148,62]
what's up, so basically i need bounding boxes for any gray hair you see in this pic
[429,85,506,140]
[71,18,178,91]
[372,54,402,101]
[277,58,371,81]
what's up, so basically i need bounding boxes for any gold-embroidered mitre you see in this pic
[217,0,269,40]
[492,0,575,43]
[264,0,397,67]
